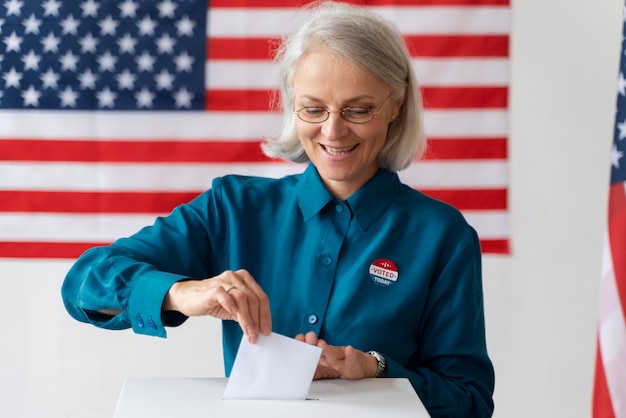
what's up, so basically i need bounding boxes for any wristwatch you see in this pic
[368,350,388,378]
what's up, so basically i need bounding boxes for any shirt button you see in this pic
[136,316,144,328]
[148,318,157,329]
[335,204,343,213]
[321,255,332,265]
[308,315,318,324]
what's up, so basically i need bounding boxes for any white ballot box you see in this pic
[113,377,430,418]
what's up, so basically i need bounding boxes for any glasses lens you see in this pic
[296,108,328,123]
[341,108,374,124]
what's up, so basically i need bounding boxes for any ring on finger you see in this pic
[226,285,237,293]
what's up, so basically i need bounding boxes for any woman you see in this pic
[62,2,495,417]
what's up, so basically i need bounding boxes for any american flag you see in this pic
[593,4,626,416]
[0,0,510,259]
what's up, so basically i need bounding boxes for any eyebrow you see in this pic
[295,94,378,105]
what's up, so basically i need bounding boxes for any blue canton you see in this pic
[0,0,206,110]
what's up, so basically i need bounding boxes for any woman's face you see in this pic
[292,48,403,200]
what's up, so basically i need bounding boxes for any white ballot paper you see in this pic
[222,332,322,400]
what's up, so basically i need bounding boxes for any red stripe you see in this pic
[1,188,504,213]
[421,189,506,210]
[0,191,199,213]
[405,35,508,58]
[0,139,271,163]
[608,182,626,321]
[0,237,509,259]
[209,0,510,7]
[593,337,616,418]
[479,239,509,254]
[0,241,107,259]
[206,87,507,111]
[423,138,507,160]
[422,87,508,109]
[208,35,509,60]
[0,138,504,162]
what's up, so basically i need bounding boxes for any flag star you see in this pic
[59,50,79,71]
[40,68,60,89]
[154,69,174,90]
[119,0,139,18]
[137,16,156,36]
[61,15,80,35]
[135,87,155,108]
[41,32,61,53]
[3,31,23,53]
[618,72,626,96]
[116,68,136,90]
[22,49,41,70]
[23,14,42,35]
[97,51,118,72]
[42,0,62,17]
[155,33,176,54]
[99,15,119,36]
[21,85,41,107]
[118,33,137,54]
[174,51,194,73]
[96,86,117,108]
[136,51,155,72]
[618,117,626,140]
[175,16,195,37]
[612,144,624,168]
[79,33,98,54]
[173,86,193,108]
[59,86,79,107]
[157,0,177,19]
[3,67,23,88]
[80,0,99,18]
[78,68,98,90]
[4,0,24,16]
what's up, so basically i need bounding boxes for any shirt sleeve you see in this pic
[61,191,216,338]
[385,225,495,418]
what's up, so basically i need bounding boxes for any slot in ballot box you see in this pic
[113,377,430,417]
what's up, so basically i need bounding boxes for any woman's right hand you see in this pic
[162,269,271,344]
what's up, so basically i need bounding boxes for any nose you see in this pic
[320,111,348,141]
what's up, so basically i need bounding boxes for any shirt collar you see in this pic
[297,164,402,230]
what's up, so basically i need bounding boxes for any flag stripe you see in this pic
[0,188,506,213]
[207,7,510,36]
[0,111,509,139]
[206,87,508,111]
[0,211,508,242]
[0,161,509,191]
[206,60,510,88]
[608,183,626,329]
[210,0,510,7]
[0,137,506,162]
[207,35,509,60]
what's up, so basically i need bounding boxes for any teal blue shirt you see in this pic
[62,164,494,418]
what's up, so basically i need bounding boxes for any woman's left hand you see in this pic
[295,331,378,380]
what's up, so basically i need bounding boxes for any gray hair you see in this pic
[261,1,426,172]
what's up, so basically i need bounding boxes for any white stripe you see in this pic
[0,210,509,242]
[0,110,508,139]
[0,213,159,242]
[598,235,626,417]
[206,60,509,89]
[207,7,510,37]
[0,160,507,191]
[463,211,510,239]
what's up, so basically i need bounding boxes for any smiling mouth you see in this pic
[321,144,359,155]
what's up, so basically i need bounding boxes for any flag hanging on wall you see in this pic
[0,0,510,259]
[593,4,626,417]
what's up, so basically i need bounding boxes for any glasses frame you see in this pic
[293,92,394,124]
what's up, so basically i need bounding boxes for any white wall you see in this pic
[1,0,623,416]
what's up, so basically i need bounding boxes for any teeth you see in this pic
[323,144,357,155]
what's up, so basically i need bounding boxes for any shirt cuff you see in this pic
[128,271,186,338]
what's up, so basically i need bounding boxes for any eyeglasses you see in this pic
[293,92,394,124]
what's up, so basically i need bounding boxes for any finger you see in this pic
[234,269,272,336]
[304,331,318,345]
[295,334,305,342]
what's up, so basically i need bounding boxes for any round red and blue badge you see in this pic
[369,258,399,287]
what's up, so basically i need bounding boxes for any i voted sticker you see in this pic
[369,258,399,287]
